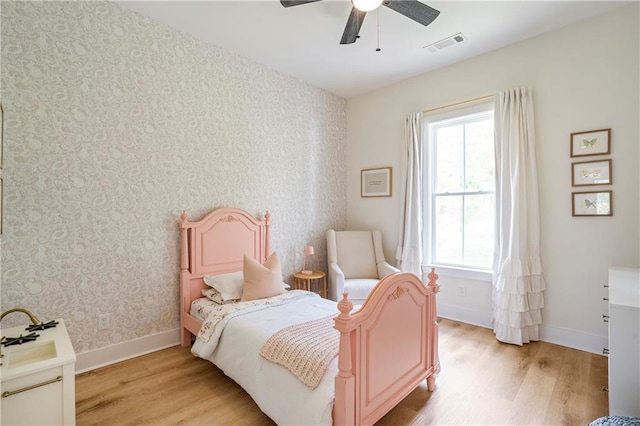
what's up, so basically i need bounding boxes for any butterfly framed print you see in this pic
[572,190,612,216]
[570,128,611,157]
[572,159,612,186]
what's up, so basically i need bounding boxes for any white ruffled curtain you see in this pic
[492,87,546,345]
[396,113,423,276]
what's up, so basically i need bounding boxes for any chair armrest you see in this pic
[328,262,345,302]
[377,261,400,278]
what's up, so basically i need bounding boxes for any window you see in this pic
[423,102,495,275]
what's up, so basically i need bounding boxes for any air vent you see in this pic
[424,33,466,53]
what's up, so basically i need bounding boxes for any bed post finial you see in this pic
[337,293,353,320]
[180,210,188,224]
[427,267,439,288]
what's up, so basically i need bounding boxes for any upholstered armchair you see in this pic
[326,229,400,304]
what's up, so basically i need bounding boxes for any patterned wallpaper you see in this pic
[0,1,347,353]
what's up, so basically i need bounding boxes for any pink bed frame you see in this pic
[179,207,440,426]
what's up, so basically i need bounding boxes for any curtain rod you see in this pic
[422,94,494,114]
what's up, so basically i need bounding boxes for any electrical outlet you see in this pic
[98,314,110,330]
[458,285,466,297]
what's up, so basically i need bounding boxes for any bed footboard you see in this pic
[333,270,439,426]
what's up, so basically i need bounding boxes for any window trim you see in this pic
[426,264,493,282]
[422,100,495,279]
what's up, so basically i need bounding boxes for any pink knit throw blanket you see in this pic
[260,315,339,389]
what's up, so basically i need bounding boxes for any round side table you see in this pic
[293,271,327,299]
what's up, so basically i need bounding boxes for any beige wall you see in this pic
[346,4,639,352]
[0,2,347,355]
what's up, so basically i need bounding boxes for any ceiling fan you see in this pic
[280,0,440,45]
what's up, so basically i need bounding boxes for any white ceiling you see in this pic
[117,1,632,98]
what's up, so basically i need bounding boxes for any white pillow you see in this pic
[203,271,244,301]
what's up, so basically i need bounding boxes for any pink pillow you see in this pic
[241,252,286,301]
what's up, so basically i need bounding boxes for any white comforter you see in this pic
[191,290,338,426]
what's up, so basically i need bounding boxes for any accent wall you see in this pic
[0,1,347,365]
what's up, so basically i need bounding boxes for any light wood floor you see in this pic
[76,319,608,425]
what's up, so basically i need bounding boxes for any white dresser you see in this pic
[1,318,76,425]
[607,267,640,417]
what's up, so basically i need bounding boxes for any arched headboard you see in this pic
[179,207,271,345]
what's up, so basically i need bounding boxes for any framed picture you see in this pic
[570,128,610,157]
[572,159,612,186]
[361,167,392,197]
[572,190,612,216]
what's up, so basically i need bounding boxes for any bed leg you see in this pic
[427,374,436,392]
[181,329,191,347]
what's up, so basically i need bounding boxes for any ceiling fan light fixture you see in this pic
[352,0,383,12]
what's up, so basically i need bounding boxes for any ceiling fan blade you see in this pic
[280,0,322,7]
[340,7,367,45]
[383,0,440,26]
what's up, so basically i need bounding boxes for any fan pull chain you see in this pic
[376,8,381,52]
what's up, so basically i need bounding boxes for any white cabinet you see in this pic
[1,319,76,425]
[607,267,640,417]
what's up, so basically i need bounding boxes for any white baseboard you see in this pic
[438,303,493,329]
[438,303,607,355]
[75,328,181,374]
[539,324,608,356]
